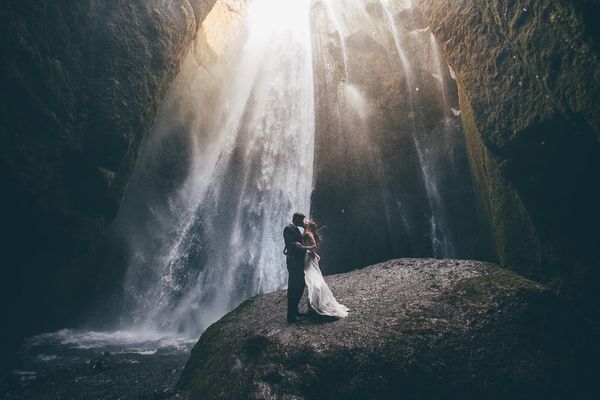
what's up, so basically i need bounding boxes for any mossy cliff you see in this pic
[0,0,216,350]
[416,0,600,324]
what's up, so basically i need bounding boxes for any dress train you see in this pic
[304,253,349,318]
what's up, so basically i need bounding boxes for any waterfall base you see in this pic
[0,330,196,400]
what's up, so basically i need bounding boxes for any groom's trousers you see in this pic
[286,256,305,317]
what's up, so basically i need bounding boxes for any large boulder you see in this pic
[415,0,600,324]
[0,0,216,350]
[178,259,596,399]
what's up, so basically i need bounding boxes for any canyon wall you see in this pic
[416,0,600,323]
[0,0,216,350]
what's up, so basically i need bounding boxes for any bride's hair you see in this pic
[305,220,320,247]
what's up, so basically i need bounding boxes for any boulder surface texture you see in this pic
[178,259,597,400]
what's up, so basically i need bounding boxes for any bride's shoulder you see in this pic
[303,231,316,244]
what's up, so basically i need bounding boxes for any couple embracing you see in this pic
[283,212,349,323]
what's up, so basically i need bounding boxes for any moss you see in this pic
[418,0,600,325]
[449,267,546,311]
[458,84,541,276]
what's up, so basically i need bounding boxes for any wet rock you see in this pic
[365,2,384,19]
[416,0,600,324]
[178,259,597,399]
[395,8,427,31]
[89,357,110,373]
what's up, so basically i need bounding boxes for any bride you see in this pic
[302,220,349,318]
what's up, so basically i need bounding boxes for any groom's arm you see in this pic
[283,227,305,250]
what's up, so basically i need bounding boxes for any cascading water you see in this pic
[118,0,315,337]
[310,0,465,271]
[380,0,454,258]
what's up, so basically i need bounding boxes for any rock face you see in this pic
[0,0,215,349]
[416,0,600,324]
[178,259,596,399]
[309,2,493,275]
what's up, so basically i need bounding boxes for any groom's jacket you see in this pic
[283,223,305,259]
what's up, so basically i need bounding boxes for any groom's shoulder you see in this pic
[283,223,297,234]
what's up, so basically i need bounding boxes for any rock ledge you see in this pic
[178,259,596,399]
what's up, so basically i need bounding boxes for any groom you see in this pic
[283,212,307,323]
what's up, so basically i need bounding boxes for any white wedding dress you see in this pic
[304,252,349,318]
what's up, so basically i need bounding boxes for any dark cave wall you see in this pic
[0,0,216,351]
[416,0,600,323]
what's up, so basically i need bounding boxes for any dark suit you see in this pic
[283,223,306,318]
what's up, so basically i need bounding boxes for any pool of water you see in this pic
[0,329,196,400]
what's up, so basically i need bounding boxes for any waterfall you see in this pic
[379,0,454,258]
[321,0,351,82]
[118,0,315,337]
[110,0,469,339]
[309,0,460,266]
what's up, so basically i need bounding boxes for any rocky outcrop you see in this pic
[0,0,216,349]
[416,0,600,324]
[178,259,596,399]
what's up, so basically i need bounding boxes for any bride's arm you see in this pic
[291,241,313,251]
[303,234,320,260]
[302,233,318,251]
